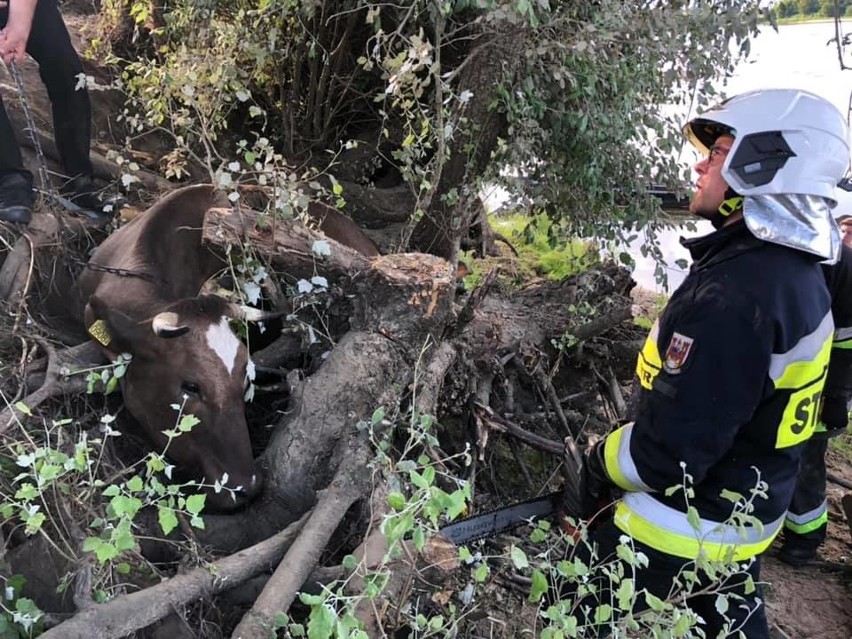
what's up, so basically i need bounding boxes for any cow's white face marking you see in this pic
[206,317,240,376]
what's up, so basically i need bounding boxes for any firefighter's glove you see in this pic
[561,437,612,521]
[820,395,850,434]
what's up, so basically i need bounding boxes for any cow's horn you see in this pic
[151,312,190,338]
[229,304,286,322]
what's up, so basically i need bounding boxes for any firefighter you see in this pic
[562,89,849,638]
[778,242,852,565]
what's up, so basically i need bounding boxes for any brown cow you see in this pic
[73,185,379,511]
[74,185,264,511]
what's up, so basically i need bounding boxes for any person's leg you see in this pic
[779,436,829,565]
[687,557,770,639]
[0,5,36,223]
[0,8,32,182]
[25,0,94,183]
[548,521,771,638]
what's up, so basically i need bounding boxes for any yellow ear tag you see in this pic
[88,319,112,347]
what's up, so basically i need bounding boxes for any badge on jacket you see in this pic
[663,332,693,374]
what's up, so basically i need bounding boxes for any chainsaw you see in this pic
[438,490,564,545]
[437,429,594,545]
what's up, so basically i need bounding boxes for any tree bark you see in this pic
[36,514,309,639]
[410,20,528,260]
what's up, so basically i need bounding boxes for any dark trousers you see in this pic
[785,436,829,549]
[0,0,93,186]
[552,521,770,638]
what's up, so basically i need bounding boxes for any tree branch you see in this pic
[37,514,309,639]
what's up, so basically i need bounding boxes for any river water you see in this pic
[630,21,852,291]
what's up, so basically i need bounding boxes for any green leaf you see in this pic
[273,612,289,629]
[299,593,323,606]
[158,506,179,535]
[510,545,529,569]
[178,414,200,432]
[616,578,635,610]
[715,593,729,615]
[644,591,666,612]
[409,470,429,491]
[594,603,612,624]
[387,491,406,511]
[14,401,31,416]
[529,569,549,602]
[473,562,489,582]
[674,612,693,635]
[342,554,358,571]
[126,476,144,492]
[371,406,385,425]
[87,538,119,563]
[186,494,206,516]
[307,603,335,639]
[686,506,701,532]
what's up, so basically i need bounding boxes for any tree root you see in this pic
[827,472,852,491]
[36,513,310,639]
[230,434,373,638]
[473,402,563,455]
[0,340,104,435]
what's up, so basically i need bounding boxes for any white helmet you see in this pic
[684,88,850,204]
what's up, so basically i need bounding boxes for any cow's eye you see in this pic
[181,381,201,396]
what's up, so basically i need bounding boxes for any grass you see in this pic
[488,212,598,281]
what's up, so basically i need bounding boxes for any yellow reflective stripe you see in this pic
[785,500,828,534]
[613,493,783,561]
[834,326,852,349]
[604,423,653,492]
[785,512,828,534]
[635,321,661,391]
[770,312,833,389]
[771,312,833,448]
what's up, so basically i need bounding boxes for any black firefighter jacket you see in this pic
[603,220,833,561]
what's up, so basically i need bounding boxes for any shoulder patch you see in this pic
[663,332,693,374]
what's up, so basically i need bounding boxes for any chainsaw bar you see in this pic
[438,491,561,545]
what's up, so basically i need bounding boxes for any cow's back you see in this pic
[74,185,226,320]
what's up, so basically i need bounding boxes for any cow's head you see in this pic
[84,294,263,511]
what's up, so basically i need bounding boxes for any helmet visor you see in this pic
[684,118,735,155]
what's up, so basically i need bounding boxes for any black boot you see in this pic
[776,543,818,567]
[63,175,105,210]
[0,173,35,225]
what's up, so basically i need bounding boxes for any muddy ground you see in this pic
[0,5,850,638]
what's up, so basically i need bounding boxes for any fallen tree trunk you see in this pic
[36,513,310,639]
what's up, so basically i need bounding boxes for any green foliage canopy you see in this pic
[106,0,765,246]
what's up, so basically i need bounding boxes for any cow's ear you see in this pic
[84,295,146,357]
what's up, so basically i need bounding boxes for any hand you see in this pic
[0,23,30,64]
[560,437,612,522]
[820,395,849,432]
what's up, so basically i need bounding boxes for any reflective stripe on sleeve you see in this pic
[784,500,828,534]
[635,320,661,391]
[613,493,784,561]
[770,311,833,448]
[769,312,833,388]
[603,423,653,492]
